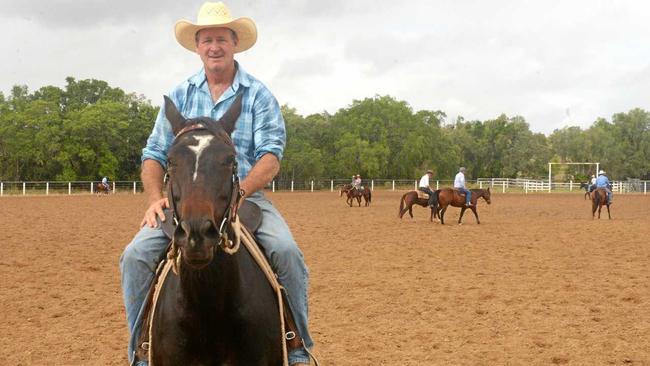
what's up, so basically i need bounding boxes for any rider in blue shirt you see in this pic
[595,170,613,205]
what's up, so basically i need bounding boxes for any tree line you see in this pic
[1,78,648,182]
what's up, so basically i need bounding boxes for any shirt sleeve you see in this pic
[251,88,285,162]
[141,91,185,169]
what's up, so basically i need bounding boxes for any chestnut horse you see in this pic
[591,188,611,219]
[398,190,439,221]
[340,185,371,207]
[142,95,284,365]
[434,187,491,225]
[96,183,111,194]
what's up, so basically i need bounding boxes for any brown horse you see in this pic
[340,185,371,207]
[96,183,111,194]
[398,190,439,221]
[591,188,611,219]
[434,188,491,225]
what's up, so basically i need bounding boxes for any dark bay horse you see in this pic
[398,190,439,221]
[146,95,283,365]
[579,182,591,200]
[591,188,611,219]
[434,188,491,225]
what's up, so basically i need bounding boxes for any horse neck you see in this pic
[179,253,241,309]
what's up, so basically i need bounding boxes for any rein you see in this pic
[166,122,245,274]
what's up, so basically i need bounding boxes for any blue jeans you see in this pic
[120,192,313,365]
[458,187,471,205]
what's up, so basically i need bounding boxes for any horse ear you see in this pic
[164,95,186,136]
[219,94,243,135]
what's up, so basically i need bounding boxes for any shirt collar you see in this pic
[188,61,252,94]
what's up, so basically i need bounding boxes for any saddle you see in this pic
[135,201,304,365]
[417,190,429,199]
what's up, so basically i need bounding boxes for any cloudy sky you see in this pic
[2,0,649,134]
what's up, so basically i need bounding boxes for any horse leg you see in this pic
[440,206,448,225]
[607,204,611,219]
[357,196,361,207]
[458,206,466,224]
[471,206,480,224]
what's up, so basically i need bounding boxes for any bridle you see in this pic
[166,122,245,273]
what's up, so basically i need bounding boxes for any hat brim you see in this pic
[175,17,257,53]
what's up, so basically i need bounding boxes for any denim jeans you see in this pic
[458,187,471,205]
[417,187,435,207]
[120,191,312,365]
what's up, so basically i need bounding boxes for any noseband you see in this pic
[166,122,245,272]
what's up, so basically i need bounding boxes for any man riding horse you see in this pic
[119,2,314,365]
[595,170,613,205]
[417,169,436,207]
[454,167,473,207]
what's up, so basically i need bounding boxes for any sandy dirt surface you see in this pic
[1,191,649,365]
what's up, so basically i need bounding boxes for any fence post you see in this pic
[392,180,395,191]
[569,180,573,192]
[46,182,49,195]
[502,181,505,193]
[645,181,647,195]
[23,182,26,195]
[371,180,374,191]
[436,180,439,190]
[479,181,483,189]
[133,181,137,194]
[330,180,333,192]
[311,180,314,192]
[525,181,528,194]
[68,182,71,195]
[273,180,276,192]
[414,180,417,190]
[112,181,116,193]
[90,182,94,194]
[1,182,3,196]
[291,181,294,192]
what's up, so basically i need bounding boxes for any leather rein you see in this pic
[166,123,245,273]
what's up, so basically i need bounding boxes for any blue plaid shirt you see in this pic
[141,62,285,180]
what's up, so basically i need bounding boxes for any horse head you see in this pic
[481,187,492,204]
[164,95,243,269]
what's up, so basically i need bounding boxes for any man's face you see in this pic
[196,27,237,74]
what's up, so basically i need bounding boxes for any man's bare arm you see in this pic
[239,153,280,199]
[140,159,169,227]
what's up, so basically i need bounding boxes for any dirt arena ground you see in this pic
[1,190,649,365]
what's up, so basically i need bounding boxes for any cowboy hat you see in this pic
[598,170,606,175]
[459,167,466,172]
[175,2,257,53]
[426,169,433,174]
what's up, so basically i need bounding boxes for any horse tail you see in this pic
[398,192,407,217]
[368,190,372,203]
[432,190,440,211]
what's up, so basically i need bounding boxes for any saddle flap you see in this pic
[160,201,263,239]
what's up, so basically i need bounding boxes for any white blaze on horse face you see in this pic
[188,135,214,181]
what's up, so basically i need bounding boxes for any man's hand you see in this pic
[140,197,170,228]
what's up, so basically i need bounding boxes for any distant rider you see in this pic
[595,170,613,205]
[102,176,110,191]
[418,169,436,207]
[353,174,362,191]
[454,167,472,207]
[589,174,596,192]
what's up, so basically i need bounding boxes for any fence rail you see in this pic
[1,178,648,196]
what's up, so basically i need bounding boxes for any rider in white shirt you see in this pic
[418,170,436,207]
[454,167,472,207]
[102,176,110,191]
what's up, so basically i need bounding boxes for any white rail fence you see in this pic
[1,178,647,196]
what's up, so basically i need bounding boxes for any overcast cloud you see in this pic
[1,0,649,134]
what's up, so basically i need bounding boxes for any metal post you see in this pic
[23,182,26,195]
[414,180,417,190]
[645,182,647,195]
[436,180,439,190]
[392,180,395,191]
[371,180,374,191]
[1,182,3,196]
[330,180,333,192]
[570,180,573,191]
[291,181,294,192]
[480,181,483,189]
[68,182,71,195]
[311,180,314,192]
[502,181,505,193]
[133,181,137,194]
[91,182,94,194]
[46,182,49,195]
[273,181,276,192]
[112,181,116,194]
